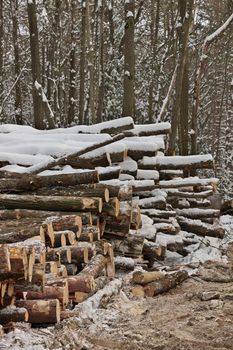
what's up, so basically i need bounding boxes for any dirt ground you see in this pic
[2,257,233,350]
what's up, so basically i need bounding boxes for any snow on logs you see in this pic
[138,154,214,170]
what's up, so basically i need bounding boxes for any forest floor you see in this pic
[2,252,233,350]
[1,219,233,350]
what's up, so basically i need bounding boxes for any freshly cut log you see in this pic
[43,215,82,236]
[102,197,120,217]
[177,216,225,238]
[0,194,102,213]
[176,208,220,219]
[95,183,120,198]
[144,270,188,297]
[16,299,60,323]
[131,286,145,298]
[53,247,71,264]
[52,230,76,248]
[109,235,144,258]
[25,280,69,307]
[139,155,214,170]
[0,171,99,193]
[70,246,89,265]
[104,201,132,237]
[97,166,121,181]
[29,133,126,175]
[132,270,165,284]
[159,177,219,189]
[0,244,11,273]
[80,254,106,278]
[143,241,166,262]
[124,122,171,137]
[1,246,28,280]
[78,226,100,242]
[0,307,28,324]
[67,275,96,293]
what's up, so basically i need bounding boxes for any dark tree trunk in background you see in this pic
[122,0,135,118]
[12,0,23,125]
[27,0,45,130]
[79,0,87,125]
[68,0,77,125]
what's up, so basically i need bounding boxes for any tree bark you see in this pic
[122,0,135,117]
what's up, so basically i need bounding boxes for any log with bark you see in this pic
[0,307,29,324]
[0,171,99,193]
[158,177,219,189]
[109,235,145,258]
[143,270,189,297]
[138,155,214,170]
[143,241,167,263]
[176,208,220,219]
[0,194,103,213]
[132,270,165,284]
[177,216,225,238]
[16,299,60,323]
[124,122,171,137]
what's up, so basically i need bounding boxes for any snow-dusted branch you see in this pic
[157,64,178,122]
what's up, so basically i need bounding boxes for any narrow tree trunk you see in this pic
[68,0,77,125]
[79,0,87,125]
[11,0,23,125]
[122,0,135,118]
[27,0,45,129]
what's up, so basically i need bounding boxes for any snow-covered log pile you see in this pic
[0,116,226,327]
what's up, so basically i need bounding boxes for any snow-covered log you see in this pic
[177,216,225,238]
[124,122,171,137]
[139,154,214,170]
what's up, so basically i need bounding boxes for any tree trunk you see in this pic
[68,0,77,125]
[79,0,87,125]
[27,0,44,129]
[122,0,135,118]
[11,0,23,125]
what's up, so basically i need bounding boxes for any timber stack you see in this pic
[0,117,225,327]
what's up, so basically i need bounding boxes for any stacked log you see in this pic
[0,117,227,328]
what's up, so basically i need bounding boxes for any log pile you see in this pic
[0,116,226,327]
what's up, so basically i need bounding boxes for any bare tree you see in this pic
[122,0,135,118]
